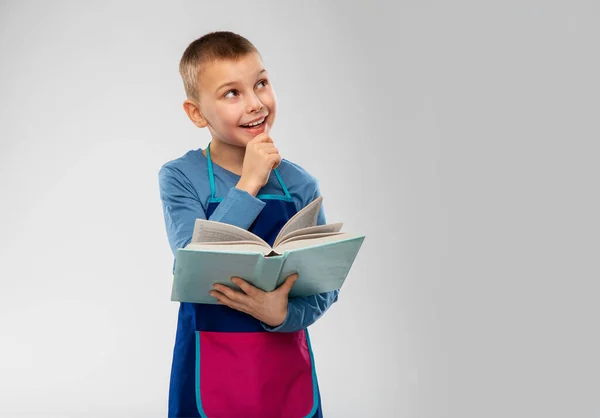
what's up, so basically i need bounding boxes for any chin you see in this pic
[225,137,251,148]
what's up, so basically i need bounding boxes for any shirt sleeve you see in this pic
[261,181,340,333]
[158,165,266,257]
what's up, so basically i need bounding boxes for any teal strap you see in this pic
[207,143,292,202]
[195,331,208,418]
[273,168,292,200]
[206,143,216,200]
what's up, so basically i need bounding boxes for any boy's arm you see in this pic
[159,165,266,256]
[261,183,340,333]
[262,291,340,333]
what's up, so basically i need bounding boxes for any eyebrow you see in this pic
[216,69,267,93]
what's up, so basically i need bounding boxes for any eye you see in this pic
[224,89,239,98]
[256,79,269,89]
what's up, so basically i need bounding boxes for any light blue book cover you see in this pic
[171,235,365,304]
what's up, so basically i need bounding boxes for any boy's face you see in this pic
[193,52,277,147]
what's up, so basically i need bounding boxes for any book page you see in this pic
[185,241,271,254]
[274,232,360,253]
[275,223,344,247]
[191,219,270,248]
[273,196,323,247]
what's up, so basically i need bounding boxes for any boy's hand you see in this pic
[236,123,281,196]
[209,273,299,327]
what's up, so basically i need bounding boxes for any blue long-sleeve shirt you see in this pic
[158,147,339,332]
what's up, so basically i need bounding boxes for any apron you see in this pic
[168,143,323,418]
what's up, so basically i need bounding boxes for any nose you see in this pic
[245,93,263,113]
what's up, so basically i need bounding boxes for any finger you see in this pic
[231,277,261,297]
[254,141,275,148]
[250,133,273,144]
[254,145,277,155]
[263,147,279,154]
[211,291,250,313]
[276,273,299,295]
[268,153,281,162]
[212,283,250,304]
[269,154,282,169]
[253,142,276,150]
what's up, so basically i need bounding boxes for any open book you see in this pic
[171,196,365,304]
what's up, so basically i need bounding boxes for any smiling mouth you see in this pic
[240,116,267,128]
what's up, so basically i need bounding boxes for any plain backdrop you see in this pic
[1,1,599,417]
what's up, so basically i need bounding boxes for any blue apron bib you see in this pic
[168,144,323,418]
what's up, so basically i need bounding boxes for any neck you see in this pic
[206,140,245,176]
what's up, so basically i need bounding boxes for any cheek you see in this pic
[262,91,277,113]
[216,104,243,126]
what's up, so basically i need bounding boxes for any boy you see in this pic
[158,31,338,417]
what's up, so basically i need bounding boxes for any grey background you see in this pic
[1,1,598,417]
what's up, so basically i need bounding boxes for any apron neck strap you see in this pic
[206,143,217,200]
[206,142,292,200]
[273,168,292,200]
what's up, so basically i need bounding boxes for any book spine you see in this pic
[254,255,285,292]
[274,253,291,288]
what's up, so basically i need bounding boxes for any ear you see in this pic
[183,99,209,128]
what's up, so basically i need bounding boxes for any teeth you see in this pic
[243,117,265,127]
